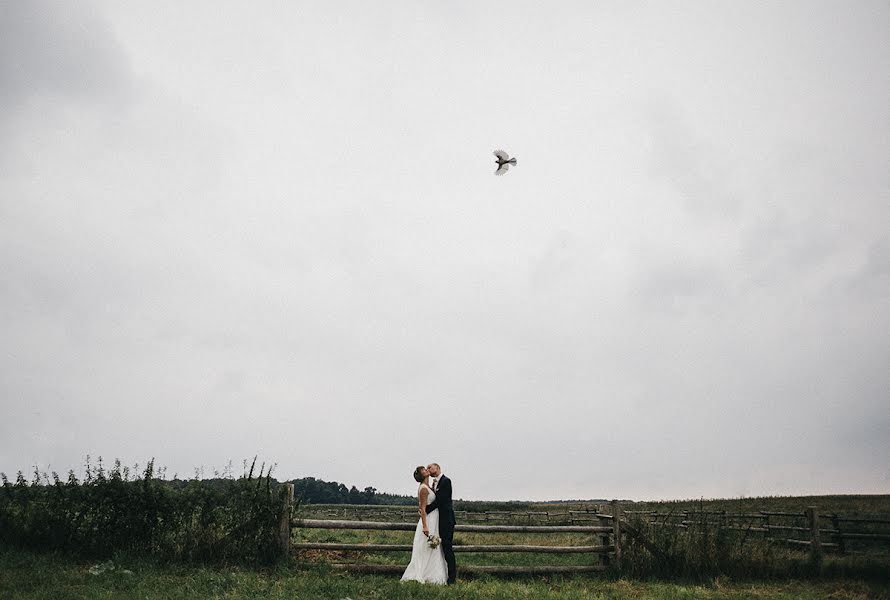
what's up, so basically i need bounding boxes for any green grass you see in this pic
[2,548,889,599]
[293,527,599,568]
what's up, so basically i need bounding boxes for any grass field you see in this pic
[3,494,888,598]
[1,548,889,599]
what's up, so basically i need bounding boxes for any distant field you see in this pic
[606,494,890,515]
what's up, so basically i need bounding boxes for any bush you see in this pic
[0,458,287,565]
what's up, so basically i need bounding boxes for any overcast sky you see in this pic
[1,1,888,501]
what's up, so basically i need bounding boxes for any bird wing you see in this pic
[495,163,510,175]
[493,149,510,161]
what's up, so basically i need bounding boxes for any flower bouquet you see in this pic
[426,534,441,549]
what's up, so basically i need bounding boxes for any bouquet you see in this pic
[426,534,441,549]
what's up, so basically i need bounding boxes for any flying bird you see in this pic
[493,149,517,176]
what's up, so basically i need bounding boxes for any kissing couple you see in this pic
[400,462,456,585]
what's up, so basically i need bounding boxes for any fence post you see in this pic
[830,513,845,554]
[598,505,610,568]
[806,506,822,570]
[280,483,294,554]
[610,500,622,570]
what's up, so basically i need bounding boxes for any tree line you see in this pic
[286,477,414,506]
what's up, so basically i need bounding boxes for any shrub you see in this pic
[0,458,286,565]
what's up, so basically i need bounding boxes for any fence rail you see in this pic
[328,564,607,574]
[293,518,613,534]
[300,504,615,524]
[293,542,615,553]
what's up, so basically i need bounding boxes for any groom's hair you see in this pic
[413,466,425,483]
[430,463,440,470]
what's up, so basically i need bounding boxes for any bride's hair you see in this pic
[413,466,426,483]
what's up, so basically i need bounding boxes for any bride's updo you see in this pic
[413,466,425,483]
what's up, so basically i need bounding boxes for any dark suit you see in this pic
[426,475,456,584]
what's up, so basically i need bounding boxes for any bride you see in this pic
[401,465,448,584]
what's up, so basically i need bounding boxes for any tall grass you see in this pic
[620,513,889,581]
[0,457,286,565]
[621,512,782,580]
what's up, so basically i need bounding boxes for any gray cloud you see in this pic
[1,1,887,501]
[0,2,132,120]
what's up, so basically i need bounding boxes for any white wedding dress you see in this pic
[400,483,448,584]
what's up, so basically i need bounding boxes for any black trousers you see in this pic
[440,513,456,583]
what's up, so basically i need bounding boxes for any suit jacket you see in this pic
[426,475,454,523]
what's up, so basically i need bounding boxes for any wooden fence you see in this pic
[622,506,890,564]
[282,486,622,575]
[281,488,890,575]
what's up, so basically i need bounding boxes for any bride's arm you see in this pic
[418,486,430,536]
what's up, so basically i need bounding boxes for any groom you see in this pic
[425,462,456,584]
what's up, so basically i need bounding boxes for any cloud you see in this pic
[1,1,888,500]
[645,97,742,219]
[0,2,132,118]
[632,255,727,315]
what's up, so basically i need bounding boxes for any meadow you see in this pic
[2,464,889,598]
[2,548,889,600]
